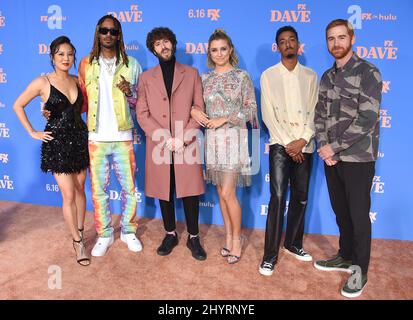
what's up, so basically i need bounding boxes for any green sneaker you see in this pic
[341,272,368,298]
[314,254,352,272]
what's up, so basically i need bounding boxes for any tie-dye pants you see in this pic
[88,141,137,237]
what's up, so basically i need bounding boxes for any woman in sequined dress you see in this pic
[191,29,259,264]
[13,36,90,266]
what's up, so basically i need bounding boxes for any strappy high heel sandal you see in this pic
[220,233,233,257]
[73,239,90,266]
[221,247,230,257]
[227,236,245,264]
[78,228,84,240]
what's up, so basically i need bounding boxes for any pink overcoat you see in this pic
[136,62,205,201]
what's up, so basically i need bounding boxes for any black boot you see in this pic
[157,232,178,256]
[186,235,207,261]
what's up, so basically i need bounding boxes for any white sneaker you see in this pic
[283,246,313,262]
[120,232,142,252]
[91,235,114,257]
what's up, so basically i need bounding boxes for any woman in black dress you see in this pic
[13,36,90,266]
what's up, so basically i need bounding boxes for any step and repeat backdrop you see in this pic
[1,1,412,240]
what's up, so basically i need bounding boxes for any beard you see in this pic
[100,38,117,50]
[156,48,175,62]
[329,44,352,59]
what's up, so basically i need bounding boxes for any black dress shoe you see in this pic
[157,232,178,256]
[186,235,207,261]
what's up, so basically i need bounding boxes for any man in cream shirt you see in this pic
[259,26,318,276]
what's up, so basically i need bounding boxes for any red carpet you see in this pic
[0,201,412,300]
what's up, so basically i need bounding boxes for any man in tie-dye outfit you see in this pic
[78,15,143,256]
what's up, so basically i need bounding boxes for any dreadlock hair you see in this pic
[89,14,129,67]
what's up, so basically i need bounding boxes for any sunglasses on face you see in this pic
[98,27,120,36]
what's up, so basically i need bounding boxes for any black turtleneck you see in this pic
[159,55,176,100]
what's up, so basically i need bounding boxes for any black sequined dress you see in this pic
[40,83,89,174]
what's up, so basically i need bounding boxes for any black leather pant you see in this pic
[159,163,200,236]
[263,144,312,264]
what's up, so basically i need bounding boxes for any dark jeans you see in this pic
[324,161,375,275]
[263,144,312,264]
[159,163,199,236]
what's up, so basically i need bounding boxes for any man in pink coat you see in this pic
[136,27,207,260]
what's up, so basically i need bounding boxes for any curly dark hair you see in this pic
[146,27,177,55]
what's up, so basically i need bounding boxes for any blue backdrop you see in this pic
[1,0,412,240]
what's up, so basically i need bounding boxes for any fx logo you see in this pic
[0,153,8,163]
[207,9,220,21]
[382,81,390,93]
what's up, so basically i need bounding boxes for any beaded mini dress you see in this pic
[40,76,89,174]
[201,69,259,187]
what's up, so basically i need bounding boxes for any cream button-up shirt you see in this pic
[260,62,318,153]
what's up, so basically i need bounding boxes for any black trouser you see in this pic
[159,163,199,236]
[263,144,312,264]
[324,161,375,275]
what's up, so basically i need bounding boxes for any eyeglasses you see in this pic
[98,27,120,36]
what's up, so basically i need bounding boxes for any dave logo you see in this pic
[0,44,3,54]
[382,81,390,93]
[110,188,142,202]
[108,5,143,23]
[0,123,10,138]
[0,11,5,27]
[40,5,66,30]
[377,151,385,159]
[0,68,7,83]
[186,43,208,54]
[371,176,385,194]
[380,109,392,128]
[357,40,397,60]
[271,4,311,23]
[0,153,8,164]
[0,175,14,190]
[38,43,50,55]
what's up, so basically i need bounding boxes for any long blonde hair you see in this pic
[207,28,238,69]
